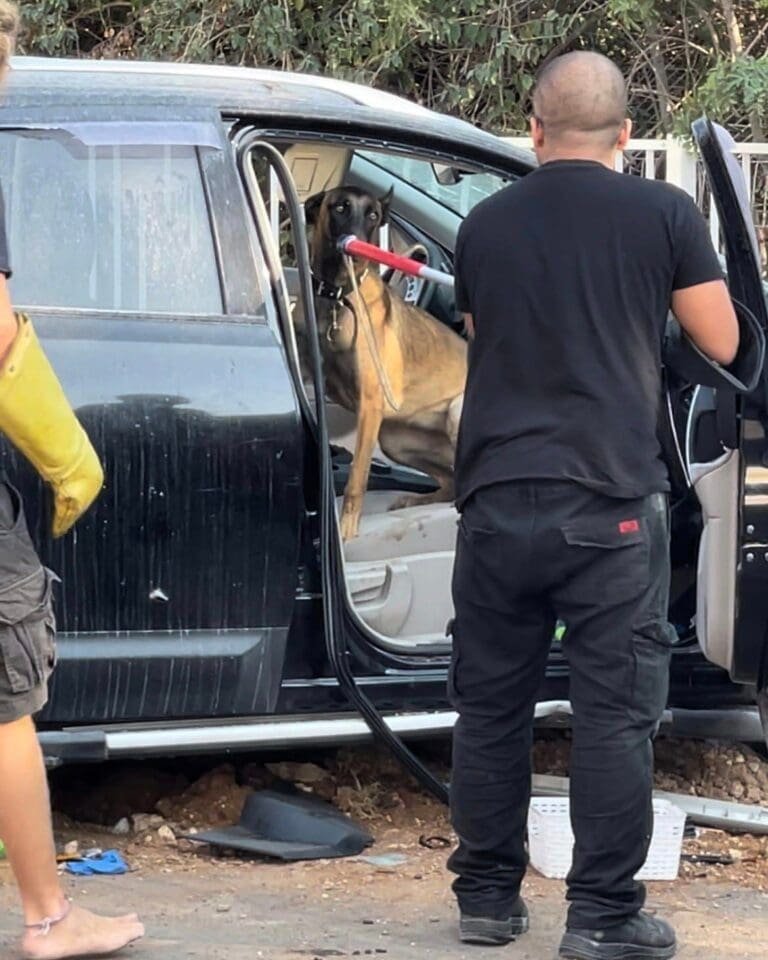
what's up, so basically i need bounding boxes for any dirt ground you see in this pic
[1,736,768,958]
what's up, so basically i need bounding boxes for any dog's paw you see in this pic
[388,491,452,512]
[340,510,360,541]
[388,494,421,512]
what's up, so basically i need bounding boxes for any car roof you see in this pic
[9,56,432,116]
[5,57,535,173]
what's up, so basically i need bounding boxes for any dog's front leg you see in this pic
[340,402,384,541]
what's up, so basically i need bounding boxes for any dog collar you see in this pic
[312,267,370,303]
[312,276,346,302]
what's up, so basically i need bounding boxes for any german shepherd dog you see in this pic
[302,186,467,541]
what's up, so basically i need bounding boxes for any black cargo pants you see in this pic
[448,480,675,929]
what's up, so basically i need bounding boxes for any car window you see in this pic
[0,131,222,315]
[357,151,509,217]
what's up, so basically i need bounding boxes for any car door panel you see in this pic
[0,118,304,725]
[0,312,303,724]
[690,118,768,685]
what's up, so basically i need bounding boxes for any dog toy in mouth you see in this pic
[337,235,455,288]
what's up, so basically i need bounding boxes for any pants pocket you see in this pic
[446,618,461,705]
[630,619,675,728]
[562,514,651,603]
[0,569,57,695]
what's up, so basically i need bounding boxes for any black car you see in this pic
[2,56,766,772]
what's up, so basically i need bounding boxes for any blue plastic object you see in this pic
[64,850,128,876]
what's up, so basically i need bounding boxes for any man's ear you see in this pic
[378,185,394,224]
[530,115,545,150]
[304,191,325,227]
[616,118,632,151]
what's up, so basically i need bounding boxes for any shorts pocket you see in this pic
[0,569,57,695]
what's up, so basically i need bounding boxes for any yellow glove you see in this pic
[0,313,103,537]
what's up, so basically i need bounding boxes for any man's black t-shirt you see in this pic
[453,160,724,508]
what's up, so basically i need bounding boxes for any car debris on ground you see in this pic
[42,735,768,892]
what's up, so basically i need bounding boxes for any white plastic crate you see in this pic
[528,797,686,881]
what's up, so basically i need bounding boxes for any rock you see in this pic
[155,765,249,829]
[335,785,357,813]
[157,825,177,845]
[265,761,330,785]
[64,840,80,857]
[215,903,232,913]
[132,813,167,834]
[112,818,131,836]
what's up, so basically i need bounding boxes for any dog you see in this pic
[300,185,467,541]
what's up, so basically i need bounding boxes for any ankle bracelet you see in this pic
[25,900,72,937]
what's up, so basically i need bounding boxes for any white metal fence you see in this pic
[506,137,768,272]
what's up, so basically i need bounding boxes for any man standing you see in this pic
[448,52,738,960]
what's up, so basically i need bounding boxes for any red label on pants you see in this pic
[619,519,640,534]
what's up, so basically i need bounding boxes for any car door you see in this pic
[0,115,303,730]
[686,118,768,688]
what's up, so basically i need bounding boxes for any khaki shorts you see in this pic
[0,482,57,725]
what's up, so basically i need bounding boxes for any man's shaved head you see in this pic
[532,52,627,149]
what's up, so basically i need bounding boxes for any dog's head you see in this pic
[304,186,393,272]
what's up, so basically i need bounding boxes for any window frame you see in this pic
[0,117,267,323]
[355,148,512,218]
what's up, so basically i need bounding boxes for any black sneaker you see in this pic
[459,898,529,946]
[559,912,676,959]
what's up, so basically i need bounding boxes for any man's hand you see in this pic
[671,279,739,366]
[463,313,475,340]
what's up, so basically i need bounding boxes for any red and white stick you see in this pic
[338,235,455,288]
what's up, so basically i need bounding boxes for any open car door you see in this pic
[686,118,768,692]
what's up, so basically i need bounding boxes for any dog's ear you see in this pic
[303,191,326,227]
[378,186,394,224]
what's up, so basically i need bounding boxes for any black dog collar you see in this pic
[312,276,346,302]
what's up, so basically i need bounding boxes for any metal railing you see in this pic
[506,136,768,271]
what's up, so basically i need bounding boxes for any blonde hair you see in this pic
[0,1,18,73]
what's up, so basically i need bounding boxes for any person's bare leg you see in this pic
[0,715,144,959]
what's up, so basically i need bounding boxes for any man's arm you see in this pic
[670,195,739,366]
[671,279,739,366]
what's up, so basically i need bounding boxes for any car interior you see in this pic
[255,138,501,653]
[257,136,739,665]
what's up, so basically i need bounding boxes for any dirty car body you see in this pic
[0,58,765,765]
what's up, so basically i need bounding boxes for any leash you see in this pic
[343,256,400,413]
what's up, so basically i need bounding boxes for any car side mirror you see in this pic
[432,162,464,186]
[663,300,766,394]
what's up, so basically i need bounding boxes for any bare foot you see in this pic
[21,904,145,960]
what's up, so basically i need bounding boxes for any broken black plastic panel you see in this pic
[183,789,374,861]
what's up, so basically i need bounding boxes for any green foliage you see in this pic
[14,0,768,138]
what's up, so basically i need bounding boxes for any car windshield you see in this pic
[357,150,509,217]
